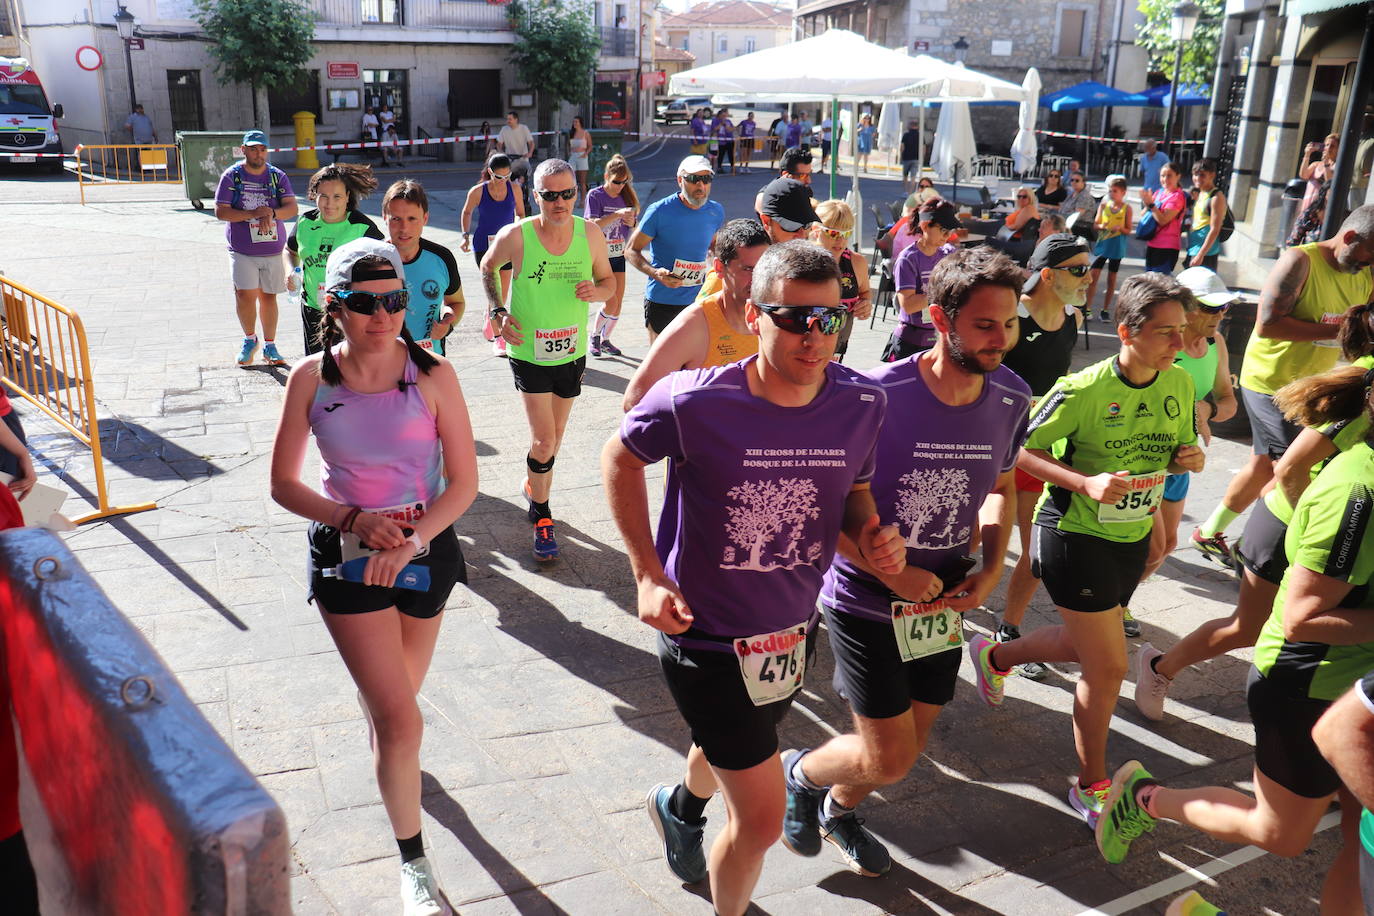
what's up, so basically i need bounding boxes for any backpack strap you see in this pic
[229,162,284,210]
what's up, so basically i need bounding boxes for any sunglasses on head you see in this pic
[1198,301,1232,314]
[1053,265,1091,277]
[681,173,714,185]
[329,288,410,316]
[814,225,852,241]
[536,187,578,201]
[756,303,847,335]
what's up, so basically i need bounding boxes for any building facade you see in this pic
[660,0,792,66]
[1204,0,1373,260]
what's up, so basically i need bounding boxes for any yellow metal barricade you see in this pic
[74,143,183,205]
[0,275,156,523]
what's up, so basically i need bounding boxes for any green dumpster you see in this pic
[587,128,623,188]
[177,131,247,210]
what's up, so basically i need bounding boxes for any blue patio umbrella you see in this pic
[1129,83,1212,107]
[1039,81,1141,112]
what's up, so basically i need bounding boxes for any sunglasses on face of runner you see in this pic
[814,226,852,241]
[755,304,847,335]
[1197,302,1232,314]
[330,289,410,316]
[1053,265,1091,278]
[491,171,511,181]
[681,173,714,185]
[536,187,578,201]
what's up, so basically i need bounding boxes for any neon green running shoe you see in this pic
[1165,890,1227,916]
[1096,759,1157,864]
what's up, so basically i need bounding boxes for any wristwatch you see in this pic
[489,305,508,320]
[405,531,425,554]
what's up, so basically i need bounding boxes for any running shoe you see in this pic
[1133,642,1170,721]
[590,335,603,358]
[781,748,823,857]
[533,517,558,561]
[1165,890,1227,916]
[236,336,259,367]
[399,856,450,916]
[820,806,892,877]
[261,343,288,367]
[1095,760,1157,863]
[600,339,623,357]
[1069,777,1111,829]
[1190,528,1237,570]
[645,783,708,884]
[1122,607,1141,638]
[967,634,1008,706]
[995,622,1047,681]
[1099,308,1111,322]
[492,338,508,358]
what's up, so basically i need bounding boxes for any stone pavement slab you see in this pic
[0,164,1327,915]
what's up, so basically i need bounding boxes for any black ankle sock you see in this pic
[1149,656,1161,674]
[529,499,551,522]
[670,783,709,823]
[397,831,425,863]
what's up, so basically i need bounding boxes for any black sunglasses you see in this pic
[329,288,410,315]
[536,187,578,201]
[756,303,846,335]
[682,173,714,185]
[1197,301,1232,314]
[1053,265,1091,277]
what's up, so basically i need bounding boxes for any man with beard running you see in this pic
[782,247,1032,876]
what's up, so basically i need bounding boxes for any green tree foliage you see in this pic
[194,0,317,129]
[508,0,602,110]
[1134,0,1224,86]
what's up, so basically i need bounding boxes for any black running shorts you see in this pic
[1031,525,1151,613]
[1237,499,1290,586]
[307,522,466,619]
[1248,666,1340,799]
[509,355,586,399]
[645,298,687,335]
[823,605,963,718]
[1241,386,1303,460]
[658,628,817,771]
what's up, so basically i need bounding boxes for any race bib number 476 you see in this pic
[734,625,807,706]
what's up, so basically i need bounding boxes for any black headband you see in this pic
[351,266,398,282]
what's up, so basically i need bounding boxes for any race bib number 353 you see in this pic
[1097,472,1168,523]
[891,600,963,662]
[734,625,807,706]
[533,325,579,362]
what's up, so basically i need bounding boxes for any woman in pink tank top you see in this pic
[270,238,478,913]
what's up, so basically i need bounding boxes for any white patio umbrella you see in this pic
[929,99,976,182]
[876,101,902,154]
[1011,68,1041,176]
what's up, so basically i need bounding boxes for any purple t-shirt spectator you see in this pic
[584,186,631,244]
[785,121,803,148]
[739,119,755,140]
[690,116,708,144]
[822,360,1032,623]
[893,242,958,329]
[620,357,886,645]
[214,164,294,256]
[1147,188,1187,251]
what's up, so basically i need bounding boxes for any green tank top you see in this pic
[1175,336,1218,402]
[508,217,592,365]
[1240,243,1373,395]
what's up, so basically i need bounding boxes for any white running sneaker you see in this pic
[1134,643,1170,722]
[400,856,450,916]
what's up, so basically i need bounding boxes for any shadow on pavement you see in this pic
[104,513,249,631]
[97,417,226,480]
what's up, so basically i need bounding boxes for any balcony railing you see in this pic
[316,0,512,31]
[599,26,636,57]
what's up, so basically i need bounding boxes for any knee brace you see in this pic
[527,452,555,475]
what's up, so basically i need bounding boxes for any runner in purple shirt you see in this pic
[603,241,904,916]
[784,247,1032,877]
[884,200,961,361]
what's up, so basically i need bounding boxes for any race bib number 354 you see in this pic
[1097,472,1168,523]
[891,600,963,662]
[734,625,807,706]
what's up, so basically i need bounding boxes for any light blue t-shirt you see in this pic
[639,193,725,306]
[400,238,461,355]
[1140,151,1169,192]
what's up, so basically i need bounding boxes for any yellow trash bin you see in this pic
[293,111,319,170]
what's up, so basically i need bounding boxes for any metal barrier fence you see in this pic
[0,274,156,523]
[73,143,182,205]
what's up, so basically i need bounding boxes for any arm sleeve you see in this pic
[1023,380,1078,452]
[286,222,299,253]
[1289,478,1374,584]
[351,211,385,240]
[438,245,462,295]
[893,249,917,292]
[276,169,295,202]
[639,199,662,245]
[1004,393,1033,473]
[584,189,604,220]
[214,169,235,206]
[620,376,685,465]
[853,390,886,484]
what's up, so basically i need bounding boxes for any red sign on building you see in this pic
[328,62,361,80]
[640,70,666,89]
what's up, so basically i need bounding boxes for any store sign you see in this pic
[640,70,666,89]
[596,70,635,83]
[328,62,361,80]
[125,38,145,50]
[912,40,929,52]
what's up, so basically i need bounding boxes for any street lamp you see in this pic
[952,35,969,64]
[1162,0,1200,154]
[114,3,137,114]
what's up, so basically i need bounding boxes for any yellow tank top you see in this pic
[1098,200,1127,235]
[1191,192,1212,231]
[700,292,759,367]
[1240,243,1374,395]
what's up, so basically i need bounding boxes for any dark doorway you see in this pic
[448,69,502,126]
[166,70,204,133]
[364,69,409,137]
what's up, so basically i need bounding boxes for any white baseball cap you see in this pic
[677,154,714,176]
[1177,266,1240,308]
[324,238,407,292]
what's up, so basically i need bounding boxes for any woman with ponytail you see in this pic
[583,153,638,357]
[270,238,477,914]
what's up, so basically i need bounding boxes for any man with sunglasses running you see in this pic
[782,247,1031,878]
[483,159,616,561]
[626,155,725,343]
[604,240,903,916]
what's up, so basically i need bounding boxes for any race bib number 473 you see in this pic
[891,599,963,662]
[734,625,807,706]
[1097,472,1168,523]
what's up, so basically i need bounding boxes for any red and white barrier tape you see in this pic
[1035,128,1203,146]
[0,150,66,158]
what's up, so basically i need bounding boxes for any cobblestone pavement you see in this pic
[0,157,1334,914]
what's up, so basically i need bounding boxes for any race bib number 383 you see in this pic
[533,325,579,362]
[891,599,963,662]
[1097,472,1168,523]
[734,625,807,706]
